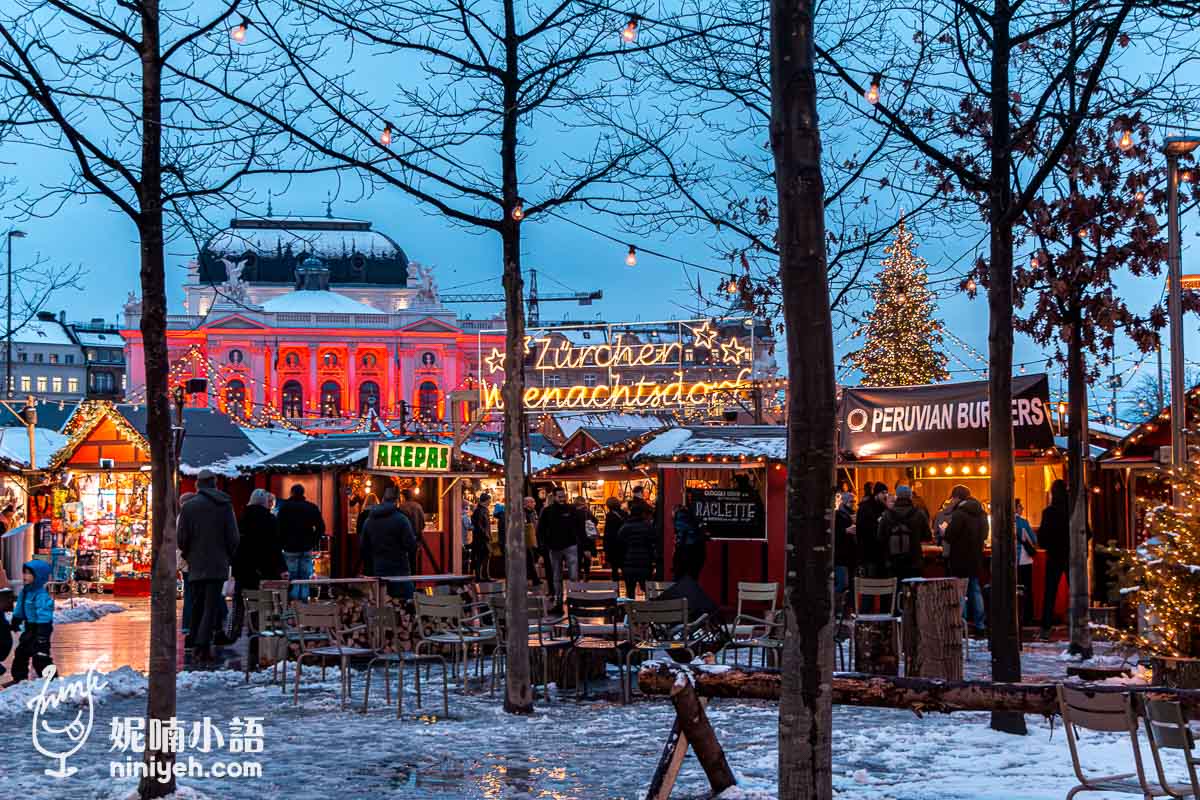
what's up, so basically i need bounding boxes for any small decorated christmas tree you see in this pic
[843,218,949,386]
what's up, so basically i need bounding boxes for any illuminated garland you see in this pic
[48,400,152,471]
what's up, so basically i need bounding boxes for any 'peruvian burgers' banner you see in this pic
[838,374,1055,458]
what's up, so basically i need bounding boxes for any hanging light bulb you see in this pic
[1030,253,1039,268]
[865,73,881,105]
[1135,189,1145,203]
[621,15,639,43]
[725,275,738,294]
[965,276,977,292]
[230,16,250,43]
[1183,170,1195,184]
[1020,364,1026,374]
[511,199,524,222]
[1117,129,1134,152]
[625,245,637,267]
[379,123,393,146]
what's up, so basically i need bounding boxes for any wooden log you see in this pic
[635,662,1200,717]
[901,578,964,680]
[853,617,899,676]
[669,675,736,796]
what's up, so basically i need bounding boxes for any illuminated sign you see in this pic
[369,441,451,472]
[478,318,757,412]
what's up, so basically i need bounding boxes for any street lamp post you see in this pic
[1165,135,1199,502]
[5,230,27,400]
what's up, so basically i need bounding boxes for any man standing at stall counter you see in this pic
[277,484,325,602]
[538,488,585,611]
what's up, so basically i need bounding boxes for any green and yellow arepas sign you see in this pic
[369,441,451,473]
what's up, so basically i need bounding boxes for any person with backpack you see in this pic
[672,504,708,581]
[877,485,928,581]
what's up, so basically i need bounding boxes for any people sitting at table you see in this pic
[360,486,419,601]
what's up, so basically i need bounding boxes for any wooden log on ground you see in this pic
[853,616,899,675]
[901,578,964,680]
[645,714,689,800]
[669,675,736,795]
[635,661,1200,717]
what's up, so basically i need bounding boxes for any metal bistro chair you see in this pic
[291,603,373,709]
[490,594,572,700]
[361,606,449,719]
[565,595,627,699]
[1058,685,1161,800]
[242,588,287,686]
[644,581,673,600]
[413,594,496,690]
[722,582,781,668]
[852,577,900,667]
[1142,697,1200,799]
[623,597,697,705]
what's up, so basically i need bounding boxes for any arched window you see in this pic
[228,349,244,364]
[284,352,300,368]
[322,352,339,368]
[321,381,342,417]
[418,381,439,420]
[358,381,380,416]
[361,352,377,369]
[282,380,303,418]
[225,379,246,417]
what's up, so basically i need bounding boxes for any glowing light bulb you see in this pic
[1183,170,1194,184]
[965,277,977,292]
[625,245,637,267]
[726,276,738,294]
[380,124,392,146]
[621,16,638,43]
[1030,253,1039,268]
[929,466,938,476]
[1135,190,1145,203]
[230,17,249,43]
[511,199,524,222]
[1118,130,1133,152]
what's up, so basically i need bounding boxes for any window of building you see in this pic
[91,372,115,394]
[547,375,562,387]
[225,379,246,417]
[19,376,30,392]
[67,378,79,394]
[110,349,122,363]
[320,381,342,417]
[17,353,26,362]
[361,352,377,369]
[87,349,96,362]
[52,377,62,393]
[322,352,339,368]
[583,374,598,387]
[285,352,300,368]
[121,374,126,390]
[49,354,59,365]
[34,353,43,364]
[282,381,303,418]
[228,349,243,364]
[65,354,74,365]
[421,351,437,367]
[417,381,439,420]
[36,376,46,392]
[358,381,380,416]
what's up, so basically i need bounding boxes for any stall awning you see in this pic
[838,374,1055,460]
[632,425,786,466]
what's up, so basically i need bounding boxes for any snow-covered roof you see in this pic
[72,330,124,348]
[12,318,77,347]
[634,425,787,463]
[458,438,562,472]
[1088,420,1132,439]
[260,290,386,315]
[205,220,400,262]
[1054,436,1108,460]
[557,412,674,439]
[0,427,69,469]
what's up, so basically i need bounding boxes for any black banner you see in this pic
[838,374,1055,458]
[686,487,766,541]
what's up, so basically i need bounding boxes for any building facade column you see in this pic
[347,344,358,417]
[308,343,319,415]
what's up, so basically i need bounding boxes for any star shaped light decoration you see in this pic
[484,347,506,374]
[720,337,749,365]
[689,320,718,350]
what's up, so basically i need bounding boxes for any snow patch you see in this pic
[0,666,146,717]
[115,785,214,800]
[54,598,127,625]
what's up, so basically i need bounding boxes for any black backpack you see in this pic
[884,514,913,560]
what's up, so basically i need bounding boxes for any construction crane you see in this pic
[438,268,602,326]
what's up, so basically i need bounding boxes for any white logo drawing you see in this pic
[846,408,869,433]
[27,658,108,778]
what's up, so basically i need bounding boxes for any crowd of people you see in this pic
[836,478,1072,639]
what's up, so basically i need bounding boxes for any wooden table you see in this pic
[289,577,381,605]
[379,574,474,595]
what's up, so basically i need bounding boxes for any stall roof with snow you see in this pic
[538,427,668,479]
[1095,386,1200,470]
[632,425,787,465]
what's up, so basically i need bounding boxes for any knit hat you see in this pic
[895,485,912,499]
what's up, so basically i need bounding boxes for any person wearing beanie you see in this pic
[946,483,987,635]
[855,482,890,578]
[877,483,929,581]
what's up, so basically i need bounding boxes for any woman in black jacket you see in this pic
[603,497,627,589]
[228,489,288,640]
[1039,479,1071,639]
[619,504,658,598]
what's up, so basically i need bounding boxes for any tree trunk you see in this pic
[137,3,179,795]
[670,676,736,795]
[1066,300,1093,659]
[637,662,1200,716]
[986,0,1026,737]
[901,579,964,680]
[499,0,532,715]
[770,0,836,793]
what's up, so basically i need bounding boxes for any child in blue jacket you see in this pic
[10,559,54,683]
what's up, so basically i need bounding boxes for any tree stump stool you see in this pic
[901,578,964,681]
[853,615,899,676]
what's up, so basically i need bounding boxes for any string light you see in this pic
[1030,253,1039,269]
[965,277,977,292]
[725,275,739,294]
[625,245,637,267]
[1183,170,1194,184]
[864,73,881,105]
[511,199,524,222]
[1117,130,1134,152]
[621,15,638,42]
[230,17,250,43]
[1135,190,1145,203]
[380,124,393,146]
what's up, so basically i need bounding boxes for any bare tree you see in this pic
[0,3,298,795]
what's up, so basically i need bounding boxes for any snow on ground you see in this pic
[0,648,1187,800]
[54,598,128,625]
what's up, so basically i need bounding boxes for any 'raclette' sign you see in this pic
[369,441,451,473]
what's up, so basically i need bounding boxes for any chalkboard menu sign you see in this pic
[685,487,766,542]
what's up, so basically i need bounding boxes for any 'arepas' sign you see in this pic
[369,441,451,472]
[838,374,1055,458]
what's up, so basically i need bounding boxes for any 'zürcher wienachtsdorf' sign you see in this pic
[838,374,1054,458]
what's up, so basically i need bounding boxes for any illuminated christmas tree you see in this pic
[843,218,949,386]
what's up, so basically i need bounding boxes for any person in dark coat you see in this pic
[471,494,492,581]
[833,492,856,613]
[228,489,288,640]
[619,503,658,598]
[1039,479,1071,639]
[877,484,929,581]
[276,484,325,602]
[361,486,419,600]
[603,497,627,589]
[538,488,583,608]
[522,496,542,587]
[945,484,987,635]
[574,496,598,580]
[178,470,240,661]
[856,482,889,578]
